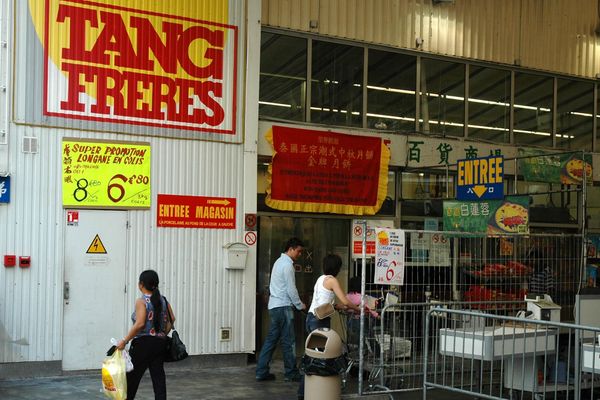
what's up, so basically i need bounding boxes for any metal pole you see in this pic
[445,164,449,198]
[423,310,431,400]
[452,237,459,301]
[358,220,367,395]
[513,157,517,194]
[574,151,588,400]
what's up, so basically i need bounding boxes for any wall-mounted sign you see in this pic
[62,139,151,209]
[0,176,10,203]
[244,213,257,231]
[24,0,238,138]
[66,210,79,226]
[157,194,236,229]
[265,125,391,215]
[457,156,504,201]
[351,219,394,259]
[244,231,257,246]
[518,149,592,185]
[86,234,107,254]
[443,196,529,234]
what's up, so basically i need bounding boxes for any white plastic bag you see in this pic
[122,349,134,373]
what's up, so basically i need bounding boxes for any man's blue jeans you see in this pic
[256,306,299,379]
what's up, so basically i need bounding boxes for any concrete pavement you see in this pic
[0,359,407,400]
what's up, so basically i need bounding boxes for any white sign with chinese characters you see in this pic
[374,228,405,285]
[429,233,451,266]
[409,232,451,267]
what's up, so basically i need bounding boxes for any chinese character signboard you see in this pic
[23,0,238,140]
[405,137,512,170]
[62,139,151,208]
[374,228,405,285]
[443,196,529,234]
[518,149,592,184]
[157,194,236,229]
[266,126,391,215]
[0,176,10,203]
[457,156,504,201]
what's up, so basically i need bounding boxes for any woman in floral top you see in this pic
[117,270,175,400]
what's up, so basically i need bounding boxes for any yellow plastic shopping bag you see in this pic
[102,349,127,400]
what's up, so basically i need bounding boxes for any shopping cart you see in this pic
[336,309,399,397]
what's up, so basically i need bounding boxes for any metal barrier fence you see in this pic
[344,232,585,397]
[423,308,600,400]
[340,301,526,397]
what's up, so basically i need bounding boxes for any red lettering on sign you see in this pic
[45,0,238,134]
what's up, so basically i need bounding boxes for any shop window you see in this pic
[556,79,593,151]
[367,49,416,132]
[401,171,454,200]
[467,66,511,142]
[259,33,307,121]
[514,73,553,147]
[311,41,363,127]
[400,171,455,218]
[419,58,465,137]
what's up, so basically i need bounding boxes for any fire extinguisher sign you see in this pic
[374,228,405,286]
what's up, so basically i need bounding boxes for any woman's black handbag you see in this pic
[163,297,188,362]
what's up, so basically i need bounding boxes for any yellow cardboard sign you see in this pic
[87,235,107,254]
[62,139,151,208]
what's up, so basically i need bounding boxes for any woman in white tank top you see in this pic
[299,254,363,399]
[305,254,361,333]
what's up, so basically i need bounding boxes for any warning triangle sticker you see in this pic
[86,234,107,254]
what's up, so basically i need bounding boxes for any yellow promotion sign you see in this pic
[62,139,151,208]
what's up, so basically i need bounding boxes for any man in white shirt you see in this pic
[256,237,306,382]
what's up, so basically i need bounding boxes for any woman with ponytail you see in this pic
[117,270,175,400]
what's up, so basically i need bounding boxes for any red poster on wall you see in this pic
[265,125,390,215]
[157,194,236,229]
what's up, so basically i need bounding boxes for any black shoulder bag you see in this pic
[163,297,188,362]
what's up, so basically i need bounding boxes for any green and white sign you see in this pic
[443,196,529,234]
[518,149,592,185]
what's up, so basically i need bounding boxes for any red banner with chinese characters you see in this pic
[157,194,236,229]
[265,126,390,215]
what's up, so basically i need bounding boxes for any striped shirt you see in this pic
[529,266,555,295]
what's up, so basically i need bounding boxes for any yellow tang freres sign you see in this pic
[28,0,236,135]
[62,139,151,208]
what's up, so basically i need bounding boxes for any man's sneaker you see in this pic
[256,373,276,381]
[284,373,302,382]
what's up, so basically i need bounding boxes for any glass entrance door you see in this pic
[256,216,350,356]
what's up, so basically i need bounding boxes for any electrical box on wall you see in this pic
[19,256,31,268]
[4,255,16,267]
[220,327,231,341]
[223,242,248,270]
